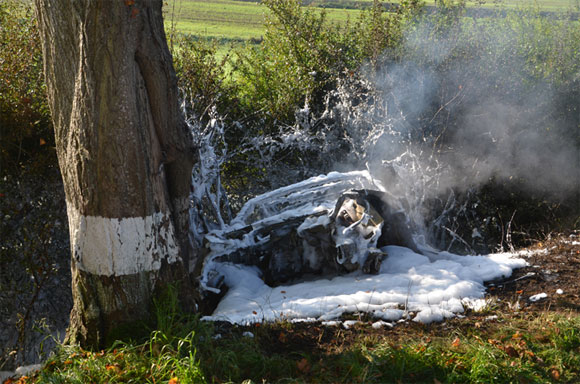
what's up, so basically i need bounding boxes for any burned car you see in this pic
[198,171,421,298]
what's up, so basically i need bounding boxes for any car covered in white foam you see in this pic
[197,170,420,298]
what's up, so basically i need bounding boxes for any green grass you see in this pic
[164,0,266,40]
[23,310,580,383]
[163,0,364,41]
[315,0,579,11]
[163,0,580,42]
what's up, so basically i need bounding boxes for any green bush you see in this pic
[171,36,236,119]
[231,0,423,124]
[0,0,52,174]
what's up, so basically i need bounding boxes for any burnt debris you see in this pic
[201,189,420,290]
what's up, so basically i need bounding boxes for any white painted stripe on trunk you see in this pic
[66,202,181,276]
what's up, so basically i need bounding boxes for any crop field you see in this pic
[164,0,579,41]
[164,0,361,40]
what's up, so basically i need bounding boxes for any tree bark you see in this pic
[35,0,197,348]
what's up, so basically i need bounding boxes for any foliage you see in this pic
[165,0,580,249]
[171,36,235,118]
[0,0,52,174]
[231,0,422,123]
[22,311,580,383]
[27,288,207,384]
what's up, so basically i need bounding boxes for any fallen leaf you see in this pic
[252,310,258,315]
[278,332,287,343]
[168,378,180,384]
[516,290,524,294]
[451,337,461,348]
[105,364,121,373]
[512,332,522,339]
[504,345,519,358]
[296,358,310,374]
[551,368,560,381]
[280,290,286,294]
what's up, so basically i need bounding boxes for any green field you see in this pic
[164,0,579,41]
[164,0,361,40]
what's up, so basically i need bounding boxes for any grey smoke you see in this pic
[365,15,580,201]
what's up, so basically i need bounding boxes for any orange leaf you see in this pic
[451,337,461,348]
[252,311,258,315]
[278,332,287,343]
[124,0,135,5]
[3,378,15,384]
[516,290,523,295]
[40,138,47,146]
[551,368,560,381]
[105,364,121,373]
[168,377,180,384]
[280,290,286,294]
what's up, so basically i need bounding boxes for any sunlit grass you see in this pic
[22,310,580,383]
[163,0,580,42]
[163,0,363,40]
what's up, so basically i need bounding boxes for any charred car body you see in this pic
[197,171,421,304]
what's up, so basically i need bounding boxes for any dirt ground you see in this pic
[214,231,580,351]
[489,231,580,313]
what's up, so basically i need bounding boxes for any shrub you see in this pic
[0,1,52,174]
[230,0,422,124]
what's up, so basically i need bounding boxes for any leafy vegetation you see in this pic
[1,0,579,379]
[169,0,580,249]
[0,0,52,174]
[21,293,580,383]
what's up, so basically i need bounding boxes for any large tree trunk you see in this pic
[35,0,197,348]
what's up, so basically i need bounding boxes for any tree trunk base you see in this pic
[66,262,195,349]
